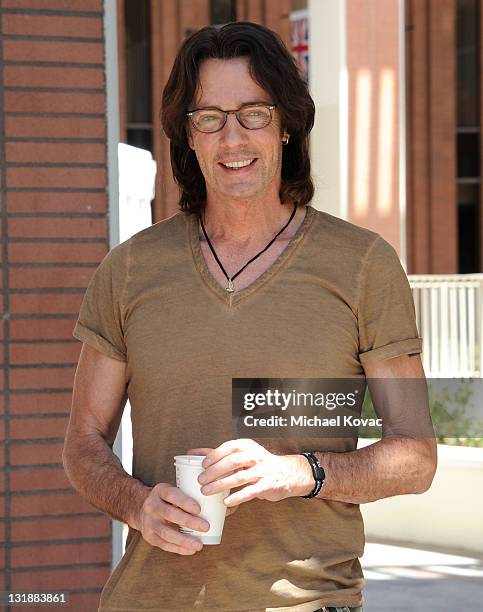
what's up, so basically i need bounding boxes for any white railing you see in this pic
[409,274,483,378]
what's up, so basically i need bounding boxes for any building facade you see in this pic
[0,1,481,609]
[118,0,482,274]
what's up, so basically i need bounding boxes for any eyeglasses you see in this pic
[186,103,276,133]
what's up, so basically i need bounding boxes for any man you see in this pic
[63,22,437,612]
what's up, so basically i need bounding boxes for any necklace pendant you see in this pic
[225,279,235,293]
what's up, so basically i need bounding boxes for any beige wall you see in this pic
[360,441,483,555]
[308,0,347,221]
[309,0,405,257]
[346,0,404,255]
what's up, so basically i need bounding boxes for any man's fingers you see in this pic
[153,485,210,531]
[147,526,203,555]
[201,439,255,468]
[201,467,257,495]
[155,482,201,515]
[139,483,207,556]
[160,542,199,555]
[224,483,261,507]
[199,451,256,485]
[186,447,213,456]
[160,500,210,533]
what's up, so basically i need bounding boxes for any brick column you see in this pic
[405,0,458,273]
[1,1,112,609]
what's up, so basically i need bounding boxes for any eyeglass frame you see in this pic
[186,102,277,133]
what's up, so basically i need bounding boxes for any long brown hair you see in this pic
[161,21,315,215]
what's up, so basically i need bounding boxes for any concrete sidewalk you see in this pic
[360,541,483,610]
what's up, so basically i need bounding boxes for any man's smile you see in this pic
[218,158,258,172]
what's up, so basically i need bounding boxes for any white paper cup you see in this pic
[174,455,229,545]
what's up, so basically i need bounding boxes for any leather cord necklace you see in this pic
[198,204,297,293]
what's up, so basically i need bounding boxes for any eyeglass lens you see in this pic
[191,105,272,132]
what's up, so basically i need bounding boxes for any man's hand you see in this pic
[136,483,210,555]
[187,439,313,507]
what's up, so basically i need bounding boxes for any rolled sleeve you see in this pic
[357,236,422,367]
[73,242,129,362]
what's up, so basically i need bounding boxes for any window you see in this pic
[456,0,481,272]
[124,0,153,153]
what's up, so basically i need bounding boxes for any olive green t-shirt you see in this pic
[72,205,422,611]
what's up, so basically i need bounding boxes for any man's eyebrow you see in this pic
[194,99,272,108]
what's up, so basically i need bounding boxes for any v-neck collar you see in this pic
[186,205,315,307]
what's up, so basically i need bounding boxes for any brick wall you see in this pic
[1,1,112,609]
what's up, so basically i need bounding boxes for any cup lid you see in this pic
[174,455,206,466]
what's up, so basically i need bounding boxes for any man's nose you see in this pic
[219,112,249,145]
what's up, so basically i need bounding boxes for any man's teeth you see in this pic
[222,159,254,169]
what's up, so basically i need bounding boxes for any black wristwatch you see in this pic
[300,452,326,498]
